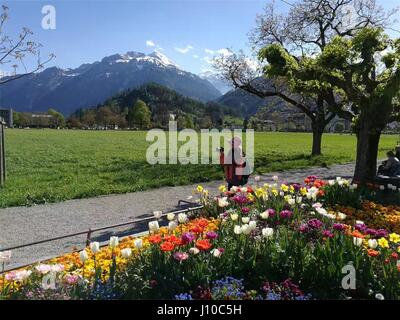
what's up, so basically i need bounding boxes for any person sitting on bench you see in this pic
[378,151,400,176]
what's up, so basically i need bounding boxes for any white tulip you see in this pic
[287,198,296,206]
[230,186,238,193]
[134,238,143,249]
[337,212,347,220]
[79,250,89,263]
[168,221,178,231]
[379,185,385,191]
[189,247,200,255]
[121,248,132,259]
[234,225,242,235]
[90,242,100,254]
[249,220,257,230]
[167,212,175,221]
[353,237,363,247]
[355,220,364,225]
[242,217,250,224]
[296,196,303,204]
[230,213,239,221]
[212,248,223,258]
[262,228,274,239]
[260,211,269,220]
[368,239,378,249]
[242,224,252,235]
[254,176,261,182]
[272,175,279,182]
[240,187,248,193]
[109,236,119,249]
[178,213,188,224]
[349,184,358,190]
[375,293,385,300]
[153,210,162,219]
[14,270,32,281]
[148,221,160,233]
[218,197,229,208]
[328,180,335,186]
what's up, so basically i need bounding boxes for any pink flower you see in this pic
[5,270,32,282]
[173,252,189,262]
[35,264,52,274]
[64,273,80,285]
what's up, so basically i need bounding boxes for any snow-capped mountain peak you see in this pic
[147,51,177,68]
[0,49,222,115]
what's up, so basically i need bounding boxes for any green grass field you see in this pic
[0,129,397,208]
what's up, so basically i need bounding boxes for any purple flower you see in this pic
[376,229,389,238]
[355,224,368,232]
[181,232,195,243]
[322,230,334,238]
[280,210,293,219]
[333,223,346,231]
[307,219,323,229]
[266,209,276,217]
[299,224,310,233]
[291,183,301,192]
[241,207,250,214]
[365,228,378,237]
[232,195,248,205]
[205,231,218,240]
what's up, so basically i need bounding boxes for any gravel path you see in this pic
[0,162,355,271]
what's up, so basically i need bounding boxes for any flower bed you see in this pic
[1,176,400,300]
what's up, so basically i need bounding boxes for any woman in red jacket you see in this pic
[219,137,245,191]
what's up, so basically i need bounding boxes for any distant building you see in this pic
[0,108,13,127]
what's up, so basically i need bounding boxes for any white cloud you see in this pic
[203,56,213,64]
[192,54,199,59]
[175,45,194,54]
[216,48,233,57]
[146,40,156,47]
[204,48,214,54]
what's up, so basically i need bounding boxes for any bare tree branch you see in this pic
[0,6,55,85]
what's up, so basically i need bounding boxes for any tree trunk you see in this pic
[311,128,323,156]
[353,124,381,184]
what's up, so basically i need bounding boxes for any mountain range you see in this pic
[0,51,222,115]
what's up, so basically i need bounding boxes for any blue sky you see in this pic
[1,0,399,75]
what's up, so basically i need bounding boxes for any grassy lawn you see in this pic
[0,129,397,208]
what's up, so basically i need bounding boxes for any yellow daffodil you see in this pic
[289,185,295,194]
[377,237,389,249]
[196,185,204,193]
[218,184,226,193]
[255,188,265,198]
[271,188,278,196]
[300,187,308,196]
[389,233,400,243]
[280,184,289,192]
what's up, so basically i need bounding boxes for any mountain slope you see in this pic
[0,51,221,115]
[199,71,232,95]
[71,83,238,128]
